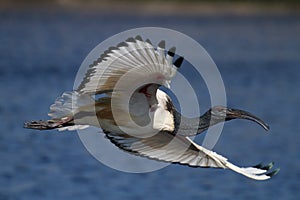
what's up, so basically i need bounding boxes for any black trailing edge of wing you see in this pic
[167,47,176,57]
[173,57,184,68]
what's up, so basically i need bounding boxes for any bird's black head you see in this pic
[207,105,269,131]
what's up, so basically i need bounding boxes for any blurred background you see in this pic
[1,0,300,199]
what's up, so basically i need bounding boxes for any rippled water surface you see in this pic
[0,7,299,200]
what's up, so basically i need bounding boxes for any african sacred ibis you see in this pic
[25,36,279,180]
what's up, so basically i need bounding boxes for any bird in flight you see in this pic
[24,36,279,180]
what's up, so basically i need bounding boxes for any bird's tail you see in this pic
[24,91,94,131]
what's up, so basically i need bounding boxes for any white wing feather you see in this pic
[106,131,275,180]
[77,36,177,95]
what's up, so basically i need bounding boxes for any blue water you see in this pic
[1,7,300,200]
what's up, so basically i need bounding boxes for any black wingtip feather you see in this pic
[173,57,184,68]
[102,47,119,57]
[108,46,119,51]
[167,47,176,57]
[126,37,135,43]
[145,39,152,45]
[117,41,128,47]
[135,35,143,41]
[158,40,165,49]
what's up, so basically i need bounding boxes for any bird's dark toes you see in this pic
[253,162,263,169]
[266,168,280,177]
[261,162,274,171]
[253,162,279,178]
[253,162,274,171]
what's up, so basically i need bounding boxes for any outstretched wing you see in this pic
[76,36,185,133]
[47,36,184,131]
[105,131,279,180]
[76,36,184,95]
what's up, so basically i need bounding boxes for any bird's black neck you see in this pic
[173,110,218,136]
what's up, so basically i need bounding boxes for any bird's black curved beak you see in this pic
[226,108,270,131]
